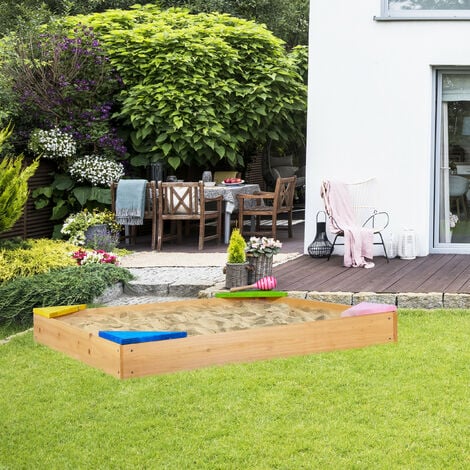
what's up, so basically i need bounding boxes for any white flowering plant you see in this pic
[450,212,459,229]
[68,154,125,187]
[61,209,121,246]
[245,236,282,258]
[28,127,76,160]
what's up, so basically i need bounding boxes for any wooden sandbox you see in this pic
[33,297,397,379]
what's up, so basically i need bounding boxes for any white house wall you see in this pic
[305,0,470,256]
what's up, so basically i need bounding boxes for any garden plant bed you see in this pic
[33,297,397,379]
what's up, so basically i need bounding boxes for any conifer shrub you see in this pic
[0,126,39,233]
[0,239,78,283]
[227,229,247,264]
[0,263,133,326]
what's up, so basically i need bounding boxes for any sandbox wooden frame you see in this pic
[33,297,397,379]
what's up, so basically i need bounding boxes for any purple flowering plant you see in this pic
[11,23,126,158]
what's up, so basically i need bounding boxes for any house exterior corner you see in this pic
[305,0,470,257]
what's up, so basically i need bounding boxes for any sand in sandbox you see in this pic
[57,299,343,336]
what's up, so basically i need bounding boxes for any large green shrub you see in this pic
[160,0,309,48]
[0,263,133,326]
[66,6,307,170]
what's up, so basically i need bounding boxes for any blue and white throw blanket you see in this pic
[115,179,147,225]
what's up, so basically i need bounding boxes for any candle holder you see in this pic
[308,211,333,258]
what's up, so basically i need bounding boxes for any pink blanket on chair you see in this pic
[321,180,374,268]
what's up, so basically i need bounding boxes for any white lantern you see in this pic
[398,229,416,260]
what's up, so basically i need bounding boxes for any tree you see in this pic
[159,0,309,48]
[66,5,307,170]
[0,0,139,38]
[0,125,39,233]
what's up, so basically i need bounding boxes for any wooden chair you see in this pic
[237,176,297,240]
[111,180,157,250]
[157,181,223,251]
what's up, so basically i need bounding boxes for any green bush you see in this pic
[0,263,133,326]
[0,238,78,283]
[65,6,307,170]
[60,208,121,246]
[0,125,39,233]
[160,0,309,48]
[227,228,246,264]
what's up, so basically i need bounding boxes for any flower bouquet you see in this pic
[72,248,120,266]
[245,236,282,284]
[245,236,282,258]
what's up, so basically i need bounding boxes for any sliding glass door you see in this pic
[435,71,470,250]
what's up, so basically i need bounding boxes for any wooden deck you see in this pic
[125,214,470,296]
[274,254,470,294]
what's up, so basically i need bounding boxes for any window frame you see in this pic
[381,0,470,19]
[431,68,470,253]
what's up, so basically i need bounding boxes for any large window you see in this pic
[434,71,470,251]
[383,0,470,18]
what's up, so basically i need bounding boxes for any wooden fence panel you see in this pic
[0,159,55,240]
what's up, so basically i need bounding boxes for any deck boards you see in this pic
[125,217,470,295]
[273,254,470,294]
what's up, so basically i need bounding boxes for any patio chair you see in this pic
[236,176,297,240]
[320,178,389,266]
[157,181,223,251]
[111,180,157,250]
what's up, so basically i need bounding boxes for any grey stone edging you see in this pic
[98,281,470,310]
[199,286,470,309]
[93,282,124,304]
[443,293,470,309]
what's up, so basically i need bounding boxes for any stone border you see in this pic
[0,328,33,346]
[200,286,470,309]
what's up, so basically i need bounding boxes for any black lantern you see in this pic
[308,211,333,258]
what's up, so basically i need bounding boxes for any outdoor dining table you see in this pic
[204,183,261,243]
[120,181,261,246]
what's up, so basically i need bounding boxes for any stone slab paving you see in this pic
[104,295,191,306]
[124,267,224,297]
[100,267,225,306]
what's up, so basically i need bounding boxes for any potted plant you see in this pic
[246,236,282,284]
[224,228,250,289]
[61,208,121,249]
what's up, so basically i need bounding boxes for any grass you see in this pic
[0,310,469,468]
[0,322,26,340]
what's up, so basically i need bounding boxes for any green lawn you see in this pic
[1,310,469,469]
